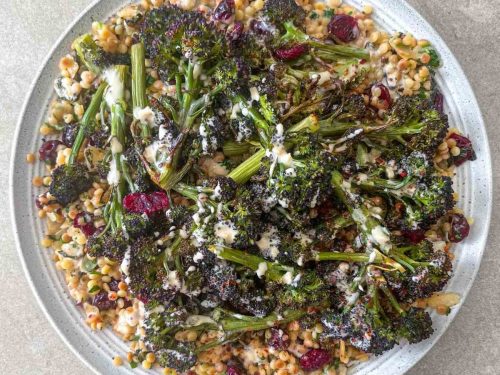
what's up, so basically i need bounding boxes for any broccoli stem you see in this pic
[105,65,130,231]
[68,82,107,165]
[281,22,370,60]
[236,95,271,147]
[131,42,150,139]
[219,310,307,332]
[222,140,253,157]
[227,148,267,184]
[316,250,404,271]
[208,245,294,282]
[286,114,319,133]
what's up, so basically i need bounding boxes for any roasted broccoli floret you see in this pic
[72,34,110,74]
[261,0,306,27]
[49,164,93,206]
[394,307,434,344]
[123,213,153,239]
[127,238,177,304]
[86,231,129,261]
[49,83,107,205]
[155,344,197,373]
[275,21,369,61]
[385,240,452,301]
[143,302,189,350]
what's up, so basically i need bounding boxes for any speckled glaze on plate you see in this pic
[10,0,492,374]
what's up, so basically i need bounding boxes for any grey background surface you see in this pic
[0,1,498,374]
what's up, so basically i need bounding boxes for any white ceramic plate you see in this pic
[10,0,492,374]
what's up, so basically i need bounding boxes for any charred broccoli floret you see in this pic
[127,238,177,304]
[123,213,153,239]
[394,307,434,344]
[155,343,197,373]
[385,240,452,301]
[72,34,129,74]
[49,164,93,206]
[261,0,306,27]
[86,232,128,261]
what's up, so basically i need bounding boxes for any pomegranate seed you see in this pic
[448,133,476,166]
[299,349,332,371]
[448,213,470,243]
[274,44,309,61]
[328,14,360,43]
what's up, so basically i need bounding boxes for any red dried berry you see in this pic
[268,328,290,350]
[402,229,426,244]
[449,213,470,243]
[213,0,235,22]
[370,83,392,110]
[274,44,309,61]
[299,349,332,371]
[39,140,63,164]
[448,133,476,166]
[328,14,360,43]
[227,21,244,42]
[123,191,169,216]
[62,123,79,147]
[433,90,445,115]
[92,292,116,311]
[226,366,243,375]
[73,212,97,237]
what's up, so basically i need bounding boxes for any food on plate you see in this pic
[31,0,476,373]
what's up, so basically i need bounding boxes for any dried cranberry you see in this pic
[92,292,116,311]
[274,44,309,61]
[402,229,426,244]
[448,133,476,166]
[89,130,108,148]
[62,123,78,147]
[250,19,272,36]
[448,213,470,243]
[108,280,120,292]
[39,140,63,164]
[123,191,169,216]
[213,0,235,22]
[226,366,242,375]
[73,212,97,237]
[268,328,290,350]
[35,193,47,209]
[227,21,244,42]
[299,349,332,371]
[433,90,445,115]
[328,14,360,43]
[370,83,392,110]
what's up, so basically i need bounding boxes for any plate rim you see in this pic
[9,0,493,374]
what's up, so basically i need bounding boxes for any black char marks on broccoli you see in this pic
[156,343,197,373]
[49,164,93,206]
[394,307,434,344]
[86,231,128,261]
[200,260,239,302]
[143,303,188,350]
[140,6,225,80]
[123,213,153,239]
[128,238,177,304]
[262,0,306,28]
[385,241,452,301]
